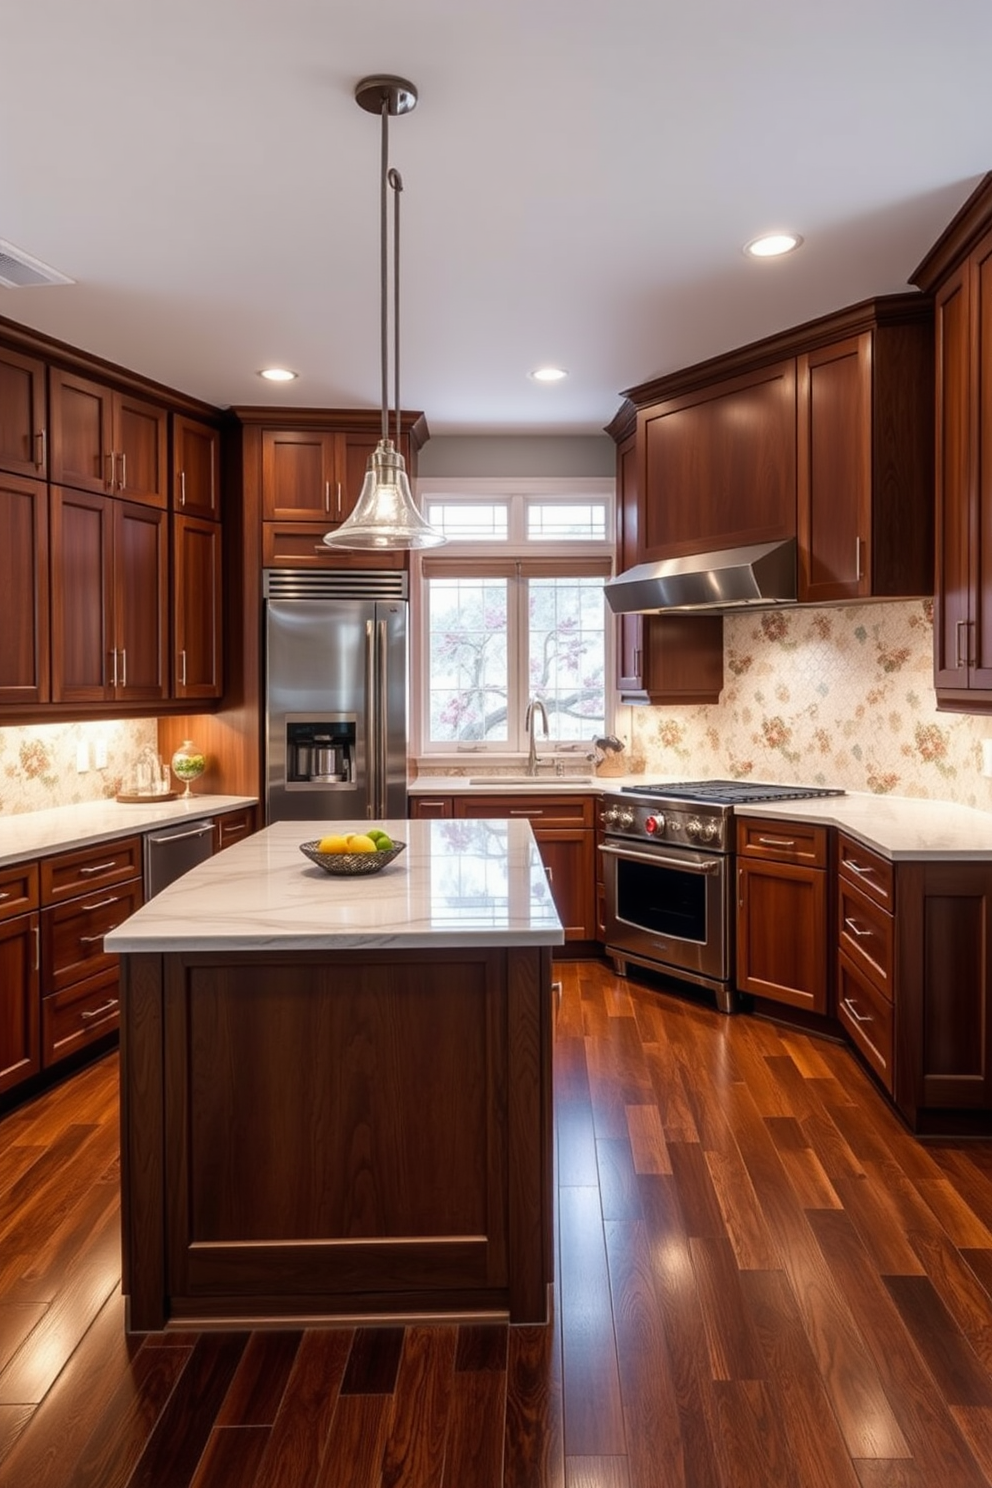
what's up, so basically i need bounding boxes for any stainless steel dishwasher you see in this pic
[143,818,215,899]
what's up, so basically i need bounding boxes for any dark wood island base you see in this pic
[119,944,554,1332]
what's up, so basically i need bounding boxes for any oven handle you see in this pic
[599,844,721,875]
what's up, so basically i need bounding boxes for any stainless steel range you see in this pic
[599,780,844,1012]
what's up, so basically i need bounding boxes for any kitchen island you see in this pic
[105,819,563,1332]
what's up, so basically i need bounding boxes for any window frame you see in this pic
[411,477,615,761]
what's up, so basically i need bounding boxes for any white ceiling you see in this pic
[2,1,990,435]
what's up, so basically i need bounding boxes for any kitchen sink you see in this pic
[468,775,594,786]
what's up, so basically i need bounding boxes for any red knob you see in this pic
[645,815,660,834]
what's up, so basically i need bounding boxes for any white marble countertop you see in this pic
[104,818,565,952]
[408,773,637,794]
[409,774,992,859]
[0,795,258,868]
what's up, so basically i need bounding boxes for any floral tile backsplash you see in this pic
[628,599,992,809]
[0,719,158,818]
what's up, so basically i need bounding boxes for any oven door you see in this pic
[601,836,730,985]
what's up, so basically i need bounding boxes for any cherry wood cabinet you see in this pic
[260,427,396,528]
[637,359,797,562]
[0,345,47,479]
[214,806,256,853]
[49,370,168,508]
[796,318,933,603]
[261,520,407,571]
[50,488,169,705]
[0,862,40,1096]
[835,835,895,1092]
[735,817,829,1014]
[0,474,49,706]
[409,793,597,942]
[173,414,221,520]
[611,425,724,704]
[172,513,222,700]
[39,835,142,1069]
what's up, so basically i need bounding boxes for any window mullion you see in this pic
[507,567,527,754]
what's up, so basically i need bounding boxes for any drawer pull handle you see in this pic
[0,891,9,902]
[842,996,873,1026]
[147,825,212,845]
[757,836,797,849]
[847,861,875,878]
[510,809,543,816]
[79,862,119,877]
[80,895,121,912]
[544,865,554,884]
[34,925,40,972]
[843,917,872,938]
[78,932,106,945]
[223,823,248,836]
[81,998,119,1022]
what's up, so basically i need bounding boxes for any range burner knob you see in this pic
[601,805,620,827]
[686,816,703,838]
[699,819,720,843]
[619,808,636,829]
[644,813,664,835]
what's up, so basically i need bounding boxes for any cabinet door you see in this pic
[114,391,168,508]
[173,514,222,700]
[896,860,992,1114]
[736,858,827,1013]
[615,431,644,693]
[261,520,407,570]
[173,415,221,519]
[50,487,114,703]
[49,369,115,495]
[114,500,168,702]
[968,232,992,689]
[0,474,49,706]
[215,808,255,852]
[797,333,872,602]
[409,795,453,819]
[0,910,40,1094]
[638,359,796,561]
[261,429,339,519]
[0,346,46,478]
[534,827,595,941]
[933,262,972,690]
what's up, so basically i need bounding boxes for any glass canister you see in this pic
[171,739,207,798]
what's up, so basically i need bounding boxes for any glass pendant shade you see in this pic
[322,439,445,550]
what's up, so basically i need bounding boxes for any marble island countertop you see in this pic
[0,794,258,868]
[104,818,565,953]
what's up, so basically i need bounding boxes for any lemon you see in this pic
[346,834,377,854]
[316,834,349,854]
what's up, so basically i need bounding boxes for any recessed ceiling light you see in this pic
[530,366,568,383]
[258,367,298,382]
[743,233,804,259]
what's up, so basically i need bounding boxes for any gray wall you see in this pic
[417,435,615,479]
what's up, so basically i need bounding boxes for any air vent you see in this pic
[0,240,74,289]
[263,569,408,601]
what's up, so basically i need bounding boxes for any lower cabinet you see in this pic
[214,806,257,853]
[735,817,829,1013]
[836,835,894,1091]
[0,863,41,1094]
[39,835,143,1069]
[409,793,596,941]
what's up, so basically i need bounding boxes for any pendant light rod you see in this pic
[391,166,402,449]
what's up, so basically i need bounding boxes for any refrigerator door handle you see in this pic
[376,619,389,819]
[366,619,378,819]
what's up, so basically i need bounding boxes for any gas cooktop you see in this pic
[619,780,845,805]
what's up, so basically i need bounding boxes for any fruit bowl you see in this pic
[299,839,406,876]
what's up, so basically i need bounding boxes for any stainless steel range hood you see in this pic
[604,538,797,614]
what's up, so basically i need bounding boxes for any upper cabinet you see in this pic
[0,474,49,706]
[235,407,429,570]
[912,175,992,708]
[618,295,934,604]
[49,370,168,508]
[0,347,47,479]
[637,359,797,562]
[173,414,221,520]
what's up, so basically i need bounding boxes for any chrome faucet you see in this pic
[524,696,549,776]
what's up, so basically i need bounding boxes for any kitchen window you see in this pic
[412,480,614,757]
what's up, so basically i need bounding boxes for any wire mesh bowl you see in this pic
[300,839,406,876]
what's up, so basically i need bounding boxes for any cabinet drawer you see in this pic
[0,861,39,921]
[737,817,828,867]
[837,949,894,1093]
[216,808,255,852]
[838,878,893,998]
[41,836,143,904]
[454,794,595,828]
[42,964,120,1068]
[837,832,893,910]
[409,796,453,819]
[43,878,143,992]
[262,522,407,570]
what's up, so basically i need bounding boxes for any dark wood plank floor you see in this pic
[6,961,992,1485]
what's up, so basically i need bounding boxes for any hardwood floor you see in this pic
[6,960,992,1484]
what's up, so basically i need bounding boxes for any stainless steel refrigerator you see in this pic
[263,569,409,823]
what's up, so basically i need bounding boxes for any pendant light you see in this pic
[323,75,446,551]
